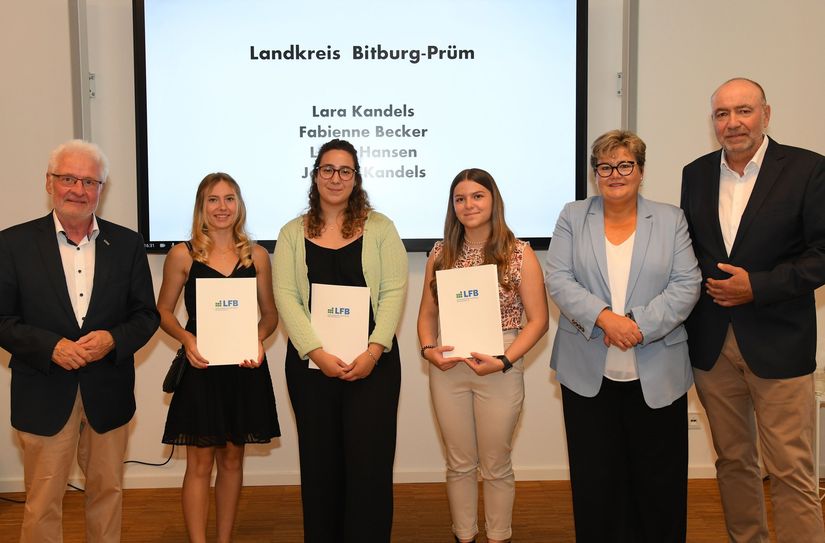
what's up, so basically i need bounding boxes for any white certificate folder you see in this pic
[196,277,258,365]
[436,264,504,358]
[310,283,371,369]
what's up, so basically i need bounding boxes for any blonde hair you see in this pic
[189,172,253,267]
[589,129,646,170]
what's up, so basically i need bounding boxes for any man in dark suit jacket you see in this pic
[0,140,159,543]
[681,78,825,542]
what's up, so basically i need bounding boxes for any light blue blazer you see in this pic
[545,195,701,409]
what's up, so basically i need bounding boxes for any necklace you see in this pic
[212,247,235,255]
[320,213,345,233]
[463,238,486,248]
[320,222,340,235]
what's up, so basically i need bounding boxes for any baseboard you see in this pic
[0,464,727,493]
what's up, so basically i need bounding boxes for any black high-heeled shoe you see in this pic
[454,536,476,543]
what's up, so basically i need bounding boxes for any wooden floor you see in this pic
[0,479,813,542]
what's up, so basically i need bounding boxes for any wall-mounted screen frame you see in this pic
[133,0,588,252]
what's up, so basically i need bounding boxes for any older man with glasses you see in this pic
[0,139,159,543]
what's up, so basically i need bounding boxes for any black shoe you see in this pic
[454,537,476,543]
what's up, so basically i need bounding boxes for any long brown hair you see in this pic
[430,168,517,300]
[305,139,371,238]
[190,172,253,267]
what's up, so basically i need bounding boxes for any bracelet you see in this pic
[420,344,437,358]
[366,349,378,365]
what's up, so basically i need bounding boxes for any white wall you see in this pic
[0,0,79,490]
[634,0,825,471]
[2,0,824,491]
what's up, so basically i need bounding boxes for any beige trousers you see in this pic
[429,330,524,541]
[17,389,129,543]
[694,326,825,543]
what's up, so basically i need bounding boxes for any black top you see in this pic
[305,237,375,331]
[162,251,280,447]
[183,258,248,334]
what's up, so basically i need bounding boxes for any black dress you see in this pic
[163,259,280,447]
[285,237,401,543]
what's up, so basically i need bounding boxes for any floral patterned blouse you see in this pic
[432,239,527,331]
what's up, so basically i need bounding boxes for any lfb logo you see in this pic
[455,289,479,302]
[327,306,350,317]
[214,299,239,309]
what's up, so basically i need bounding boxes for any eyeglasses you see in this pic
[48,172,104,189]
[594,161,636,178]
[315,165,357,181]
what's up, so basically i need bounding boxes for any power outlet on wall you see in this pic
[688,412,702,430]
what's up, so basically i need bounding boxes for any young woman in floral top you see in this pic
[417,168,548,543]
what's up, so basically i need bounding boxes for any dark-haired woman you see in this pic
[417,168,548,543]
[273,139,408,542]
[158,173,280,543]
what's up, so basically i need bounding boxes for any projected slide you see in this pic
[137,0,582,250]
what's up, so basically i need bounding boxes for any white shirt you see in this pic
[604,232,638,381]
[53,212,99,328]
[718,136,769,255]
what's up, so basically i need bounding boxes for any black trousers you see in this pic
[561,378,687,543]
[285,338,401,543]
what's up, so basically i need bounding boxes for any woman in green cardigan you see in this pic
[273,138,408,543]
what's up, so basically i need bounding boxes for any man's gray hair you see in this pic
[47,139,110,182]
[712,77,768,107]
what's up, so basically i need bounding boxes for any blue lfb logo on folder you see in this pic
[455,289,480,302]
[214,299,240,311]
[327,306,351,317]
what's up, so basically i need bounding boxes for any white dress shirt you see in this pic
[718,136,769,255]
[53,212,99,328]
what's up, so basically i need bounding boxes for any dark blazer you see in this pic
[680,138,825,378]
[0,213,159,435]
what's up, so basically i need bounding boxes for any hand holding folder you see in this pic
[435,264,504,359]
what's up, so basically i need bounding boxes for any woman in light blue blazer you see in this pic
[545,130,701,543]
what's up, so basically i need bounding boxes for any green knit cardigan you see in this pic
[273,211,408,359]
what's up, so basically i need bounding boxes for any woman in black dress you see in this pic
[273,139,408,542]
[158,172,280,543]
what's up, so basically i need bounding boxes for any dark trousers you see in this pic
[285,338,401,543]
[561,378,687,543]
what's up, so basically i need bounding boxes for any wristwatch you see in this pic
[625,311,644,344]
[496,354,514,373]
